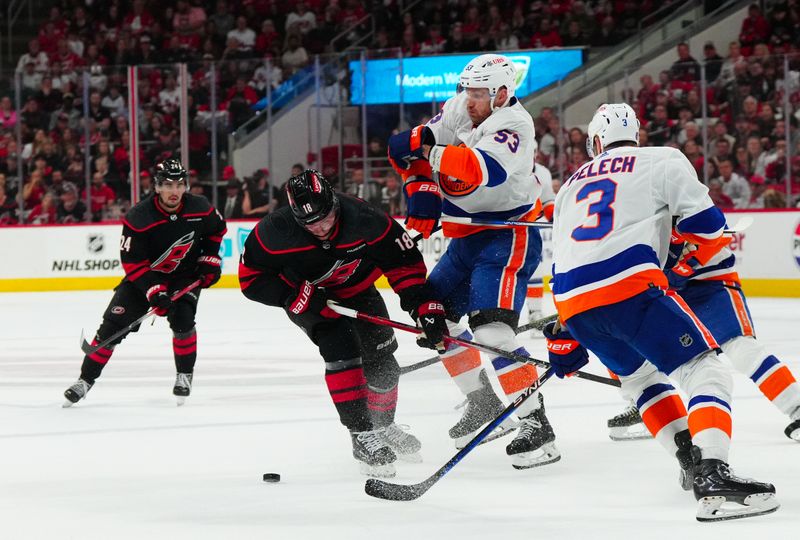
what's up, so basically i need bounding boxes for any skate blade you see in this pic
[608,425,652,441]
[62,399,76,408]
[358,461,396,479]
[396,451,423,464]
[511,442,561,470]
[454,421,517,450]
[696,493,780,522]
[175,396,186,407]
[785,423,800,442]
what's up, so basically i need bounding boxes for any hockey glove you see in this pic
[197,255,222,288]
[146,284,173,317]
[543,321,588,379]
[415,301,448,353]
[284,281,340,323]
[403,177,442,239]
[388,125,435,170]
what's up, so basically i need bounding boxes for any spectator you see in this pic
[747,174,767,208]
[0,183,18,225]
[255,19,280,56]
[445,22,471,53]
[646,105,675,146]
[670,42,701,82]
[102,86,126,118]
[282,34,310,75]
[20,61,44,95]
[708,178,735,209]
[227,16,256,52]
[0,97,17,131]
[347,168,380,206]
[20,97,48,132]
[683,140,705,178]
[140,170,155,199]
[561,20,585,47]
[82,171,117,222]
[173,0,207,35]
[529,18,562,48]
[23,169,46,209]
[714,157,751,209]
[28,190,57,225]
[739,3,770,54]
[159,75,182,116]
[123,0,155,35]
[16,39,49,73]
[49,93,80,131]
[381,173,402,215]
[762,188,786,208]
[702,41,724,83]
[745,136,769,177]
[242,169,276,218]
[590,16,622,47]
[420,25,447,55]
[209,0,235,39]
[56,182,87,223]
[285,2,317,35]
[221,178,244,219]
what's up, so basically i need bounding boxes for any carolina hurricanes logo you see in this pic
[438,173,478,197]
[151,231,195,273]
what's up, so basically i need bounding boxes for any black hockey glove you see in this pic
[284,281,340,324]
[197,255,222,288]
[146,284,173,317]
[415,301,448,353]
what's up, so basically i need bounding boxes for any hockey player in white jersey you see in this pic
[543,103,778,521]
[387,54,559,469]
[525,144,556,333]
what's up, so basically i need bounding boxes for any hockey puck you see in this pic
[262,473,281,483]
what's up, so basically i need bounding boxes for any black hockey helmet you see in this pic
[154,158,188,186]
[286,169,338,225]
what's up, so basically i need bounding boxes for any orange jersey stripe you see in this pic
[441,348,482,377]
[496,363,538,394]
[759,366,798,401]
[697,271,741,284]
[688,407,732,438]
[640,395,688,435]
[499,228,528,310]
[554,269,668,321]
[725,287,754,337]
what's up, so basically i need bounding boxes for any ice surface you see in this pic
[0,289,798,539]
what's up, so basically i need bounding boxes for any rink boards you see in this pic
[2,210,800,297]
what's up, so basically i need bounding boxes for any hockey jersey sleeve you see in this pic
[425,94,463,147]
[365,213,434,315]
[238,228,295,308]
[120,222,163,295]
[427,128,521,188]
[658,151,725,245]
[199,207,227,259]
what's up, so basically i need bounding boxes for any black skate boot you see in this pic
[693,448,779,522]
[449,370,516,449]
[607,401,651,441]
[785,406,800,441]
[63,379,94,408]
[351,428,397,478]
[380,423,422,463]
[506,393,560,470]
[173,373,193,406]
[674,429,694,491]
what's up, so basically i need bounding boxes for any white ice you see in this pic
[0,289,798,540]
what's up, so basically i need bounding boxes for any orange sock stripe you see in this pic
[496,363,538,394]
[640,395,688,435]
[441,348,482,378]
[759,366,798,401]
[526,286,543,298]
[688,407,732,438]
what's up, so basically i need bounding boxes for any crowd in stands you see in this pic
[0,0,797,226]
[533,1,800,210]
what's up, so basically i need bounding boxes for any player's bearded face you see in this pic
[304,208,337,240]
[157,180,187,211]
[465,87,492,124]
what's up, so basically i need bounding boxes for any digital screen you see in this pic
[349,50,584,105]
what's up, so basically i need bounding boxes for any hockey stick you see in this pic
[366,367,555,500]
[327,301,619,388]
[723,215,752,234]
[79,279,202,355]
[399,313,560,375]
[440,216,553,229]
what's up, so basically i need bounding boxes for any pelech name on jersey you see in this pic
[566,156,636,187]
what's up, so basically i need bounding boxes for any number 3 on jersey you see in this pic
[570,178,617,241]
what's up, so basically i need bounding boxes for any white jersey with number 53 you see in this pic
[551,145,726,321]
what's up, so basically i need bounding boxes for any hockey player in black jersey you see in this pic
[239,170,448,478]
[63,159,227,407]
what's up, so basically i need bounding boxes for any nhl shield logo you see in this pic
[87,234,104,253]
[679,334,694,347]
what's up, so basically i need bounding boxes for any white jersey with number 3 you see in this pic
[551,145,725,321]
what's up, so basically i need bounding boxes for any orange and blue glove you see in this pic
[388,125,435,170]
[543,321,588,378]
[403,177,441,238]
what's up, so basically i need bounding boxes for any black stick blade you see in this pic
[365,479,429,501]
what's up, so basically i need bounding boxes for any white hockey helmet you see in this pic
[459,54,517,111]
[586,103,640,157]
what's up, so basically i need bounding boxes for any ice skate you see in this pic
[351,428,397,478]
[785,407,800,441]
[449,371,516,449]
[607,401,651,441]
[693,450,779,522]
[506,393,560,470]
[526,309,545,339]
[63,379,93,407]
[173,372,193,406]
[380,423,422,463]
[674,430,694,491]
